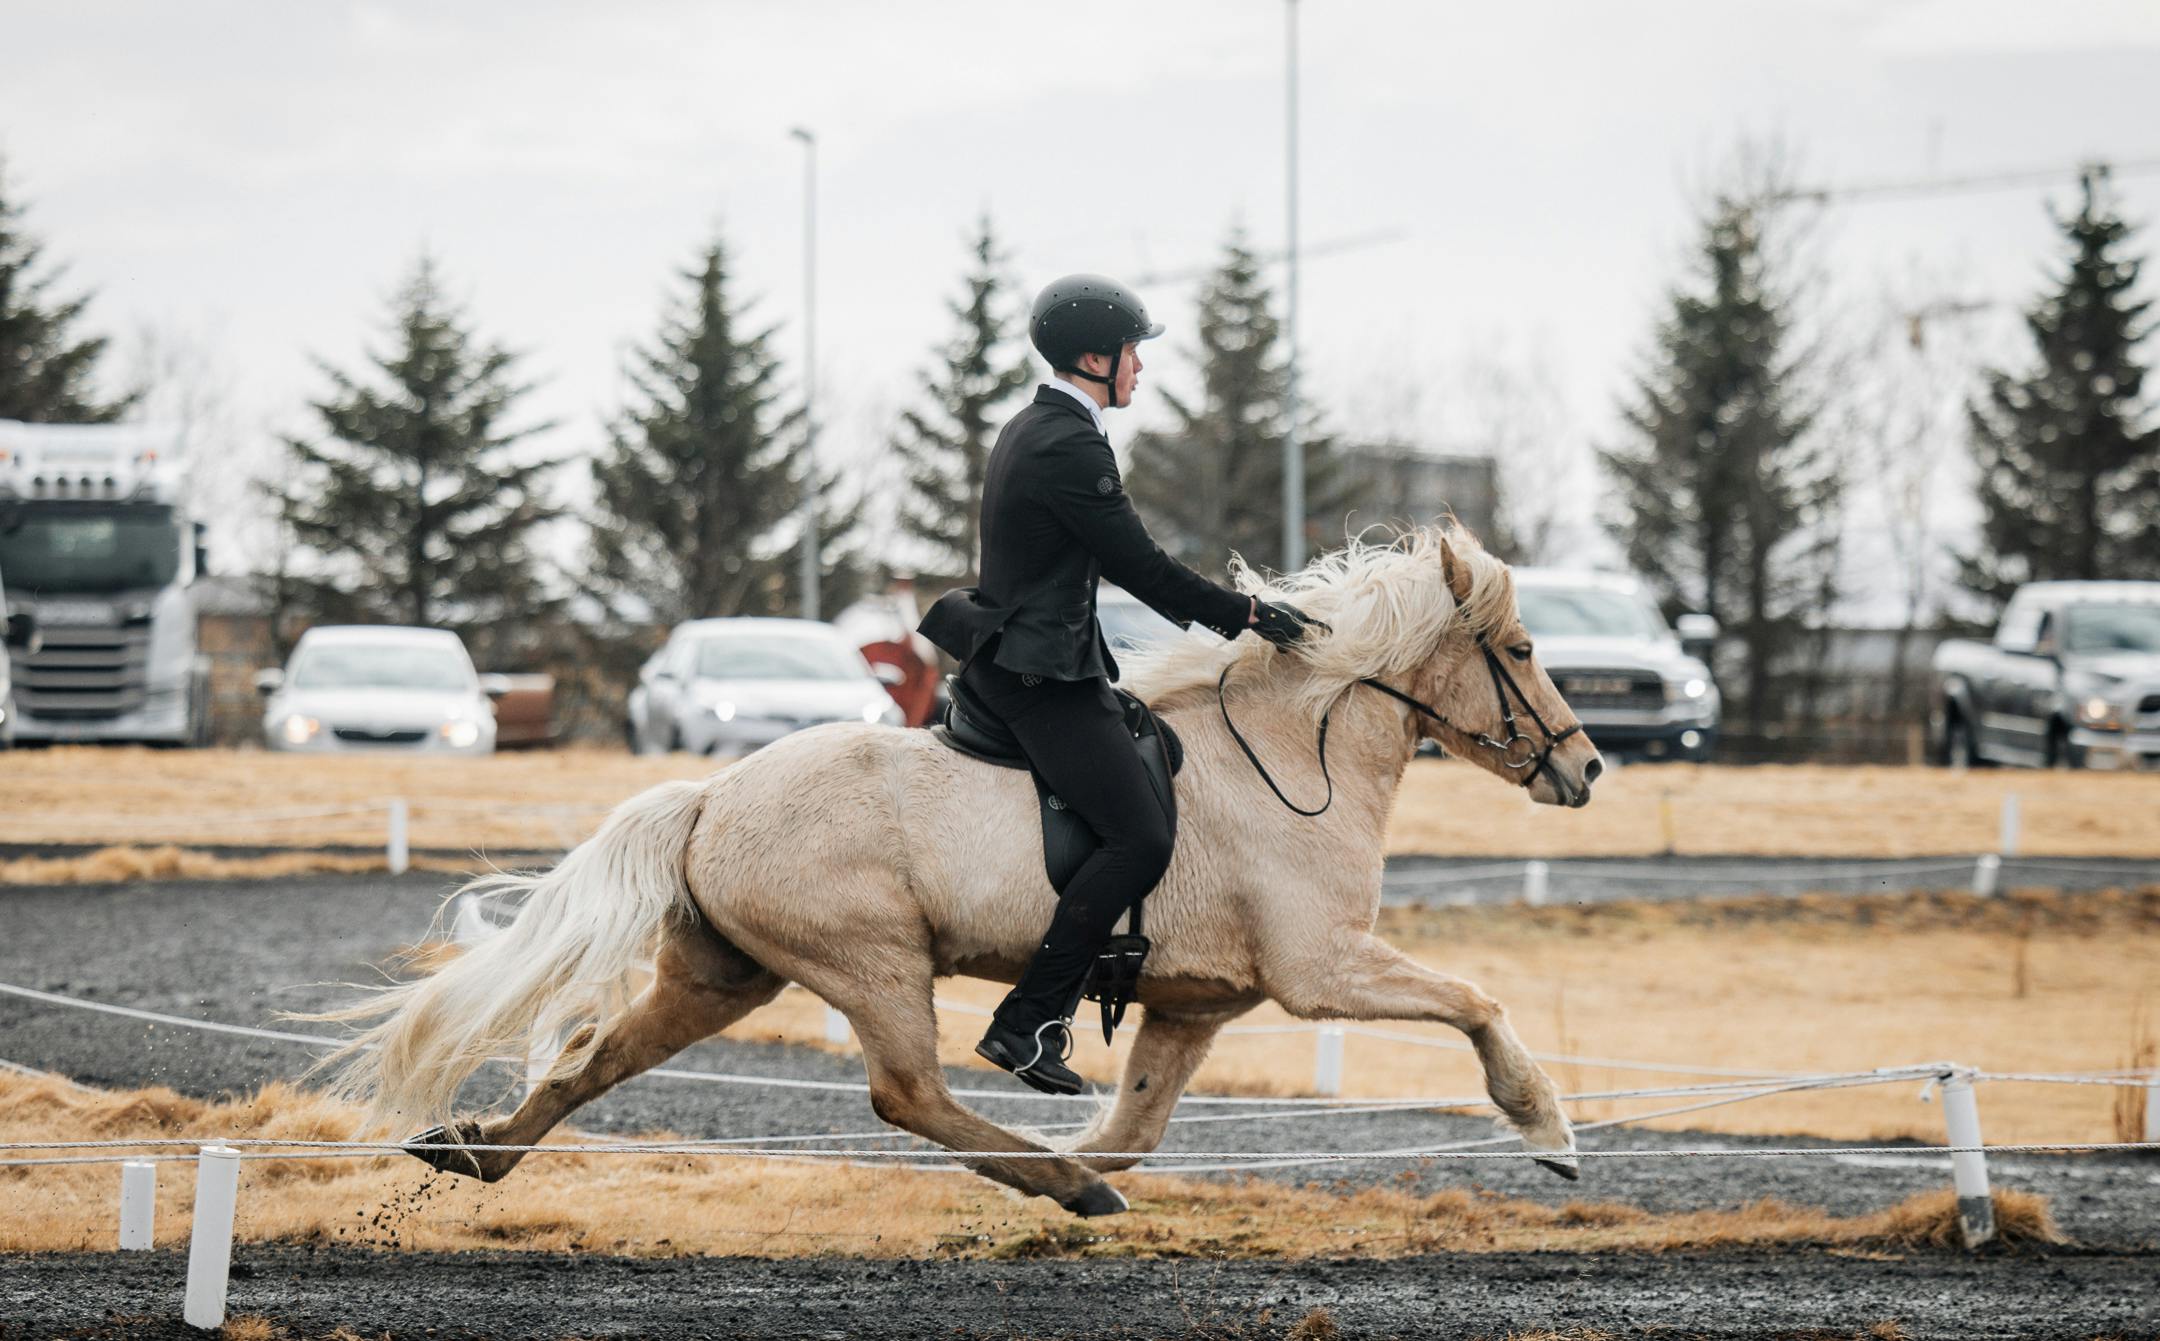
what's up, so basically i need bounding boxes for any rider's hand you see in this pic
[1250,600,1329,651]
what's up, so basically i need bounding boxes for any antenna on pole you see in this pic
[1282,0,1304,574]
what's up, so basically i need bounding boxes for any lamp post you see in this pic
[790,126,821,619]
[1282,0,1303,572]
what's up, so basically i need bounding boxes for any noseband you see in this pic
[1217,640,1583,818]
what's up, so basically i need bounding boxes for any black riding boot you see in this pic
[975,1014,1083,1095]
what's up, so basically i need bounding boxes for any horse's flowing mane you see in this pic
[1120,522,1515,723]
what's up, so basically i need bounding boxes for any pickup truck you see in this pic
[1930,581,2160,770]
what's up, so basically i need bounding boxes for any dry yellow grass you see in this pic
[0,845,486,886]
[0,1070,2062,1261]
[6,748,2160,858]
[738,889,2160,1146]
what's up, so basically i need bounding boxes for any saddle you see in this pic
[933,676,1185,1042]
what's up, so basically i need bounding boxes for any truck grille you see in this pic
[11,619,150,720]
[1554,669,1665,712]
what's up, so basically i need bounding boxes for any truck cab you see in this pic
[0,421,211,746]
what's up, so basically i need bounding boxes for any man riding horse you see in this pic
[918,274,1324,1095]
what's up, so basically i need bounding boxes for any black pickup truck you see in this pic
[1929,581,2160,770]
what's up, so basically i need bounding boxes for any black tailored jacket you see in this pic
[919,386,1251,682]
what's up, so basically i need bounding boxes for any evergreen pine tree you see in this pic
[1958,176,2157,604]
[271,257,559,664]
[588,237,861,624]
[0,161,134,422]
[1598,196,1842,730]
[1127,230,1349,577]
[892,217,1032,581]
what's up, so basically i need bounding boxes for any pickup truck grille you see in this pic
[10,619,150,720]
[1554,669,1666,712]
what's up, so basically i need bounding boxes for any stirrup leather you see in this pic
[1081,933,1151,1045]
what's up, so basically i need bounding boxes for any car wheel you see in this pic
[1944,712,1986,768]
[2045,722,2081,770]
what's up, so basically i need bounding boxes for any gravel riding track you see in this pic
[2,871,2156,1339]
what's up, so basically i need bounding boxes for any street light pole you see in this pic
[1282,0,1304,573]
[790,126,821,619]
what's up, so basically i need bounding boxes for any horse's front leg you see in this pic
[1065,1006,1241,1172]
[1269,929,1578,1180]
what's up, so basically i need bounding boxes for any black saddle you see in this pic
[933,676,1184,1041]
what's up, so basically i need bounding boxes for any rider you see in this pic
[918,273,1322,1094]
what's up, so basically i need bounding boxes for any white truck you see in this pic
[0,421,212,745]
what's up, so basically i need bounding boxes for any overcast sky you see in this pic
[6,0,2158,619]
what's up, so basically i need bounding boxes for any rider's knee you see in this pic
[1121,809,1175,884]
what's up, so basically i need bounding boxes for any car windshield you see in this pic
[291,643,474,692]
[2065,604,2160,654]
[1517,587,1665,639]
[1097,600,1180,652]
[0,502,183,593]
[694,634,864,681]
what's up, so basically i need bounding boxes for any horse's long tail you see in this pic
[308,778,708,1134]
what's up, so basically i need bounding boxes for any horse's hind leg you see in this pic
[1065,1007,1236,1172]
[1272,930,1578,1180]
[410,920,783,1181]
[834,974,1129,1216]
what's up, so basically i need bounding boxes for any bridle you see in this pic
[1217,638,1583,818]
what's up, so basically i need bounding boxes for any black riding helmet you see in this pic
[1029,274,1164,401]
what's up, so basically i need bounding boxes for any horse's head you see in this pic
[1402,530,1604,809]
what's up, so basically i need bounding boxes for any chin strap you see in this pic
[1062,345,1123,405]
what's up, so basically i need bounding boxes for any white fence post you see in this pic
[823,1005,850,1045]
[386,798,411,876]
[1972,854,2001,898]
[1313,1025,1345,1097]
[1522,860,1550,907]
[118,1160,156,1250]
[1998,793,2020,858]
[450,892,493,946]
[182,1144,241,1329]
[2144,1076,2160,1145]
[1940,1070,1996,1250]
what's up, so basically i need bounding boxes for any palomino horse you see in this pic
[317,524,1603,1216]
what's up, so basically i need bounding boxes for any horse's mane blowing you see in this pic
[1119,522,1514,723]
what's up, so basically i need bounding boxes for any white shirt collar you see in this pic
[1042,376,1107,436]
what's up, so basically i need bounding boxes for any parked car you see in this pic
[626,617,903,756]
[1930,581,2160,770]
[1512,569,1721,762]
[256,625,502,755]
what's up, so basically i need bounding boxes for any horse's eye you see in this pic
[1509,643,1533,663]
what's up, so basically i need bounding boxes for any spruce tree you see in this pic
[271,257,559,664]
[1127,230,1349,578]
[0,161,134,422]
[1958,176,2156,604]
[588,237,861,624]
[1598,196,1842,730]
[892,217,1032,581]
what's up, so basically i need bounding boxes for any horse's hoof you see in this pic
[1532,1153,1581,1182]
[1063,1182,1129,1218]
[402,1123,490,1180]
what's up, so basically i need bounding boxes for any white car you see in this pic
[1512,569,1720,762]
[626,617,903,756]
[257,626,500,755]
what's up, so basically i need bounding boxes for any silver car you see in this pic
[257,626,500,755]
[627,617,903,756]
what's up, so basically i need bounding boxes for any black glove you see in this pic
[1250,599,1329,651]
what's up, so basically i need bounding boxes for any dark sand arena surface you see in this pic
[2,872,2156,1339]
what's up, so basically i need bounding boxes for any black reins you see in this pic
[1218,642,1583,818]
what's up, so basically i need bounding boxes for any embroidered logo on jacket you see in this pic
[1096,475,1117,495]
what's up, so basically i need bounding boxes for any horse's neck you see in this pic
[1213,671,1418,843]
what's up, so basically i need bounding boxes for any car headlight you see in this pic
[1665,677,1709,703]
[280,714,320,745]
[711,701,736,722]
[441,719,482,749]
[2077,696,2122,730]
[862,701,892,724]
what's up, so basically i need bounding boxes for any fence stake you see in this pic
[1939,1070,1995,1250]
[2144,1076,2160,1146]
[386,798,411,876]
[1522,860,1550,907]
[450,892,493,945]
[823,1005,850,1045]
[118,1160,155,1251]
[1313,1025,1346,1097]
[182,1144,241,1329]
[1998,793,2020,858]
[1972,854,2001,898]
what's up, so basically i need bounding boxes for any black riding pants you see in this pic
[961,658,1176,1035]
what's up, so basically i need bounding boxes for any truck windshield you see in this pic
[2065,604,2160,654]
[291,644,475,692]
[1517,587,1664,639]
[0,503,182,594]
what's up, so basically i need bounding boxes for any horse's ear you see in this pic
[1439,535,1475,607]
